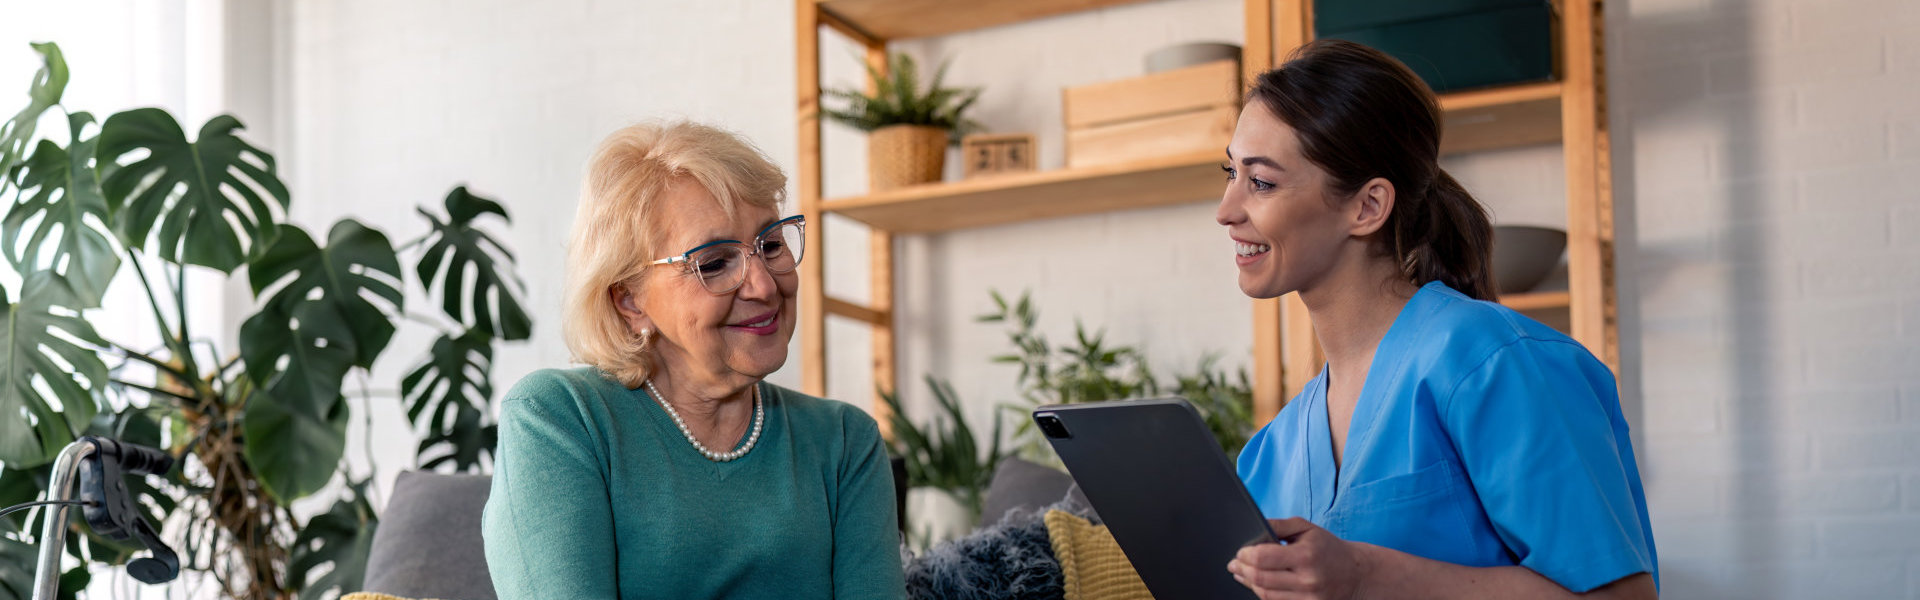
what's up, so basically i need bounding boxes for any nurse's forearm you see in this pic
[1356,543,1657,600]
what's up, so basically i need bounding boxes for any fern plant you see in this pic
[820,52,983,142]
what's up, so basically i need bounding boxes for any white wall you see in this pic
[8,0,1915,597]
[1604,0,1920,596]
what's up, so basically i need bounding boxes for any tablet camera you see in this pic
[1034,413,1072,439]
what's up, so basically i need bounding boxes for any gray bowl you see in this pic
[1492,225,1566,295]
[1145,42,1241,73]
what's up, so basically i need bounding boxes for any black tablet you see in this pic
[1034,398,1275,600]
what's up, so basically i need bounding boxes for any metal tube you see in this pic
[32,440,96,600]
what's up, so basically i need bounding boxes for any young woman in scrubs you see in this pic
[1219,40,1658,599]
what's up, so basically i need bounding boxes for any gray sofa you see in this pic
[361,471,498,600]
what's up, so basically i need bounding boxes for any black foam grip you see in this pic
[115,442,174,477]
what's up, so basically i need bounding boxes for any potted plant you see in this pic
[0,42,528,599]
[881,376,1003,549]
[821,52,982,191]
[978,290,1256,463]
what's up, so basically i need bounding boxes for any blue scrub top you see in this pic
[1237,282,1658,593]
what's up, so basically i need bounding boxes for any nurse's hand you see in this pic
[1227,517,1376,600]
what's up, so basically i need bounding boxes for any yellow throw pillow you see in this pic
[1044,509,1155,600]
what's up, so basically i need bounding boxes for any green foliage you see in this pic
[285,477,377,600]
[0,43,66,179]
[2,113,117,307]
[415,187,531,341]
[979,290,1257,463]
[0,272,109,466]
[0,42,530,599]
[882,376,1004,518]
[820,52,982,142]
[98,108,290,273]
[402,330,497,472]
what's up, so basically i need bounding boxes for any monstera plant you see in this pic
[0,42,529,600]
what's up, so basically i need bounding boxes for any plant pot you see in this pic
[869,124,948,192]
[906,487,975,549]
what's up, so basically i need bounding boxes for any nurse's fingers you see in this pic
[1228,558,1315,590]
[1234,541,1297,571]
[1265,517,1319,542]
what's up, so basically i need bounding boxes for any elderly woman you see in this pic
[481,121,905,599]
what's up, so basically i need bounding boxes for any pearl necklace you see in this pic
[642,379,764,462]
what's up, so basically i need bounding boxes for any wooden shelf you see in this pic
[1437,81,1563,155]
[817,0,1155,41]
[1497,290,1571,311]
[823,150,1224,233]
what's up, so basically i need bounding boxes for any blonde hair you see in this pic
[562,120,788,387]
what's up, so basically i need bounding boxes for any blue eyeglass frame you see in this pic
[648,214,807,272]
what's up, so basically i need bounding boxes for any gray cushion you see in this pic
[978,458,1094,527]
[362,471,497,600]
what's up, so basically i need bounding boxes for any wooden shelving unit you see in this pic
[1499,290,1574,312]
[795,0,1616,430]
[822,151,1224,233]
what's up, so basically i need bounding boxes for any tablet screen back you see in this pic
[1034,398,1273,600]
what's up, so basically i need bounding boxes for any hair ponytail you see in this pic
[1395,168,1495,300]
[1250,40,1498,301]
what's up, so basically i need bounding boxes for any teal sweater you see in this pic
[481,367,906,599]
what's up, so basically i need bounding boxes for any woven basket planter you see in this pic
[868,124,948,192]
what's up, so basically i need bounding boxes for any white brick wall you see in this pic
[7,0,1901,597]
[1612,0,1920,597]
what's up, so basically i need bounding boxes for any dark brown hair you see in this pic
[1248,39,1496,300]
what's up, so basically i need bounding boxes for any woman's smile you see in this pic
[1233,235,1272,267]
[727,308,781,336]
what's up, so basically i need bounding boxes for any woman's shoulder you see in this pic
[1411,282,1585,356]
[1403,283,1614,400]
[501,366,627,414]
[1403,283,1608,385]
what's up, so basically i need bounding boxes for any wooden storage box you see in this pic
[1063,59,1240,169]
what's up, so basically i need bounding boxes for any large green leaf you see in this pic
[401,329,496,472]
[0,43,67,180]
[416,186,530,340]
[239,301,356,416]
[3,112,118,307]
[241,390,348,504]
[97,108,288,273]
[0,536,76,600]
[286,477,377,600]
[245,220,403,370]
[0,536,34,600]
[0,273,107,467]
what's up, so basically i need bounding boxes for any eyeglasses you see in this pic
[650,215,806,294]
